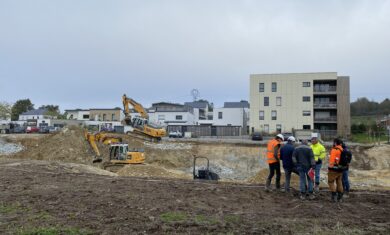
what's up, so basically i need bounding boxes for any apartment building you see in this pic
[249,72,350,137]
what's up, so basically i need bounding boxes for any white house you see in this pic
[184,101,213,121]
[210,101,250,134]
[18,109,56,121]
[65,109,90,121]
[148,102,196,126]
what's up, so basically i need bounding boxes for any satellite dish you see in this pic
[191,89,200,101]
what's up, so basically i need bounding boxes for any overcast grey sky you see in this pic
[1,0,389,111]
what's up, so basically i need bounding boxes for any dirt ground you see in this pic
[1,129,390,234]
[0,158,389,235]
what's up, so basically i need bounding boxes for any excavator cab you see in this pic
[109,143,145,164]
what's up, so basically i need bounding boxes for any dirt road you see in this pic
[1,159,389,234]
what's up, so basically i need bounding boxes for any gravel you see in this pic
[0,138,24,155]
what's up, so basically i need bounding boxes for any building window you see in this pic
[303,82,311,87]
[303,111,311,116]
[259,83,264,92]
[158,115,165,121]
[264,124,269,133]
[259,111,264,120]
[276,124,282,133]
[83,114,89,119]
[303,125,311,129]
[176,115,183,120]
[102,114,106,121]
[271,110,277,120]
[218,112,223,119]
[264,97,269,106]
[111,114,115,121]
[272,82,277,92]
[276,97,282,106]
[303,96,311,102]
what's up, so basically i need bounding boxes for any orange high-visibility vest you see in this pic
[329,145,343,168]
[267,139,281,164]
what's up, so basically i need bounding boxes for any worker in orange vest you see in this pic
[265,134,284,191]
[328,138,344,202]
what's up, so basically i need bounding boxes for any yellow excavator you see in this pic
[84,130,145,165]
[122,94,166,141]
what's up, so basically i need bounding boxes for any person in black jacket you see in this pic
[280,136,297,192]
[292,139,316,200]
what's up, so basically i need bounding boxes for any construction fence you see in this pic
[167,125,242,137]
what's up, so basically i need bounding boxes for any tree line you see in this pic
[351,97,390,116]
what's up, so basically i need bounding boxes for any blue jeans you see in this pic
[298,166,313,194]
[315,163,322,185]
[342,170,350,192]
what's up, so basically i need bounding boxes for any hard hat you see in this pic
[276,134,284,141]
[311,133,319,139]
[287,136,296,142]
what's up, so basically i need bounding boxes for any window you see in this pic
[102,114,106,121]
[271,110,277,120]
[276,124,282,133]
[218,112,223,119]
[264,97,269,106]
[259,111,264,120]
[303,96,311,102]
[272,82,277,92]
[83,114,89,119]
[259,83,264,92]
[303,111,311,116]
[276,97,282,106]
[158,115,165,121]
[264,124,269,133]
[303,125,311,129]
[111,114,115,121]
[303,82,311,87]
[176,115,183,120]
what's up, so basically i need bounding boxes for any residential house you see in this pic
[65,109,90,121]
[213,101,250,134]
[148,102,196,126]
[89,108,122,122]
[184,100,213,121]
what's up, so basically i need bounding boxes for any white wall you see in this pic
[148,111,196,126]
[213,108,245,126]
[19,114,45,121]
[66,110,90,121]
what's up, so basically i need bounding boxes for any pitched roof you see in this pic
[224,101,250,108]
[20,109,48,116]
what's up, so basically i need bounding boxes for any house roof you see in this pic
[20,109,48,116]
[184,101,208,109]
[64,109,89,112]
[224,101,250,108]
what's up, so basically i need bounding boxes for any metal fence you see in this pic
[167,125,242,137]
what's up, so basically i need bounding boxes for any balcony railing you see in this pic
[314,86,337,92]
[313,102,337,108]
[314,116,337,122]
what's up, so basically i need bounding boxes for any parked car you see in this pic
[169,131,183,138]
[251,132,263,141]
[26,126,40,134]
[48,126,60,133]
[39,126,50,134]
[12,125,26,133]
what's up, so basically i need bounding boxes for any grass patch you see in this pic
[17,227,92,235]
[224,214,241,224]
[194,215,218,225]
[160,212,187,223]
[0,202,28,214]
[350,133,388,144]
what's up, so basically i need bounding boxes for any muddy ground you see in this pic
[0,159,389,235]
[1,129,390,234]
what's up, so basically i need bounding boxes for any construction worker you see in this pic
[280,136,297,192]
[328,138,344,202]
[341,142,352,198]
[265,134,284,191]
[310,133,326,192]
[292,139,315,200]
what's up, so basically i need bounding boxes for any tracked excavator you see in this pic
[84,130,145,168]
[122,94,166,141]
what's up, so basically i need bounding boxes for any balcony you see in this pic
[313,102,337,109]
[313,86,337,94]
[314,116,337,123]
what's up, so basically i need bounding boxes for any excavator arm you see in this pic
[122,94,149,122]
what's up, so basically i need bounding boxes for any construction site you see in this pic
[1,125,390,234]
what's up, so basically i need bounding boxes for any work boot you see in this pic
[308,193,316,200]
[265,179,271,191]
[314,184,320,193]
[331,192,337,202]
[344,191,350,198]
[276,180,281,190]
[300,193,306,200]
[337,192,344,202]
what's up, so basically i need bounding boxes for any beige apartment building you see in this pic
[89,108,122,122]
[249,72,350,137]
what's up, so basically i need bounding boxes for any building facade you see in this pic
[89,108,122,122]
[65,109,90,121]
[19,109,56,121]
[148,102,196,126]
[249,72,350,137]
